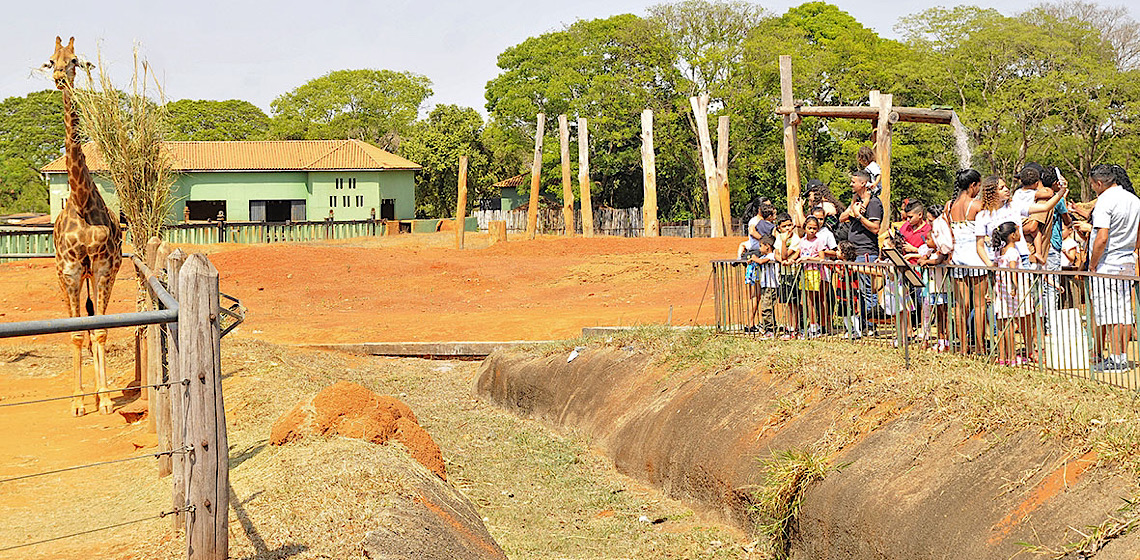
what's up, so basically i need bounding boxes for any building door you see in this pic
[380,198,396,220]
[249,200,266,222]
[250,200,305,222]
[290,200,307,222]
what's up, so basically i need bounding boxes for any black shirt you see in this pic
[848,196,883,256]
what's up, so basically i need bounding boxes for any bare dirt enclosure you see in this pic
[476,333,1140,559]
[0,233,747,559]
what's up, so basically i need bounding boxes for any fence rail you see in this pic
[711,259,1140,391]
[0,251,230,559]
[472,207,742,238]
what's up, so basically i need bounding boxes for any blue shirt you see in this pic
[1050,198,1068,251]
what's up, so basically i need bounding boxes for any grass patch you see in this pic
[750,449,830,560]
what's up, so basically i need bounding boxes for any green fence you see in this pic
[0,217,479,258]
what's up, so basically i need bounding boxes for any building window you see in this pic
[335,178,343,189]
[355,195,364,207]
[343,196,350,207]
[349,178,356,189]
[330,196,336,207]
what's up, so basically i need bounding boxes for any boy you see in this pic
[746,235,779,336]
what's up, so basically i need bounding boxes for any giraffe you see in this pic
[46,37,123,416]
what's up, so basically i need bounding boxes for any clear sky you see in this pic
[3,0,1048,116]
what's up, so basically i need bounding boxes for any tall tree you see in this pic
[400,104,491,218]
[270,69,432,151]
[647,0,767,99]
[0,90,65,212]
[165,99,271,141]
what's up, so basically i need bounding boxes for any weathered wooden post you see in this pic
[641,109,659,237]
[690,94,723,237]
[180,254,228,560]
[716,115,731,235]
[873,91,894,224]
[488,220,507,244]
[578,117,595,237]
[559,115,575,236]
[166,249,187,529]
[455,155,468,250]
[526,113,545,239]
[779,55,802,206]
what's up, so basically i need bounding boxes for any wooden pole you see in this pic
[578,117,595,237]
[690,94,723,237]
[181,254,228,560]
[455,155,468,249]
[774,105,951,125]
[779,55,802,205]
[526,113,545,239]
[716,115,731,235]
[559,115,575,236]
[641,110,659,237]
[166,249,187,529]
[875,93,894,226]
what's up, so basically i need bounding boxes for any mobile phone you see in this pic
[1055,167,1064,185]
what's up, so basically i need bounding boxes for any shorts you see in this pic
[745,263,759,285]
[778,273,800,304]
[1091,264,1136,325]
[800,269,821,292]
[950,266,987,279]
[928,292,949,306]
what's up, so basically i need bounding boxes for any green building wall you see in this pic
[48,169,417,222]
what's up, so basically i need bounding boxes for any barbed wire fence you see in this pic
[0,250,241,560]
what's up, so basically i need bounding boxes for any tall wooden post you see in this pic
[690,94,723,237]
[526,113,545,239]
[641,110,659,237]
[779,55,802,205]
[166,249,187,529]
[578,117,595,237]
[455,155,468,249]
[181,254,228,560]
[874,92,894,224]
[558,115,575,236]
[716,115,731,235]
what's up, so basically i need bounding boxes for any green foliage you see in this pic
[270,69,432,151]
[165,99,270,141]
[0,90,64,213]
[399,104,492,218]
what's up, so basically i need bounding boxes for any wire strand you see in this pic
[0,506,191,552]
[0,446,190,484]
[0,379,188,409]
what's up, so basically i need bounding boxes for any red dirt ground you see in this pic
[0,232,737,557]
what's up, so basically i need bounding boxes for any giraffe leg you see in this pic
[92,328,112,414]
[70,332,85,416]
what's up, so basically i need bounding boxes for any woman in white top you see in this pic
[947,169,986,355]
[973,175,1067,363]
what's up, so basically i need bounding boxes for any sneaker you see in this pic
[1092,357,1128,374]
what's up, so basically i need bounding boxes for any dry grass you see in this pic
[749,449,830,560]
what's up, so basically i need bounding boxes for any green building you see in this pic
[42,139,421,223]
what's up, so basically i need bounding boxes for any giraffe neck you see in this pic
[61,83,94,211]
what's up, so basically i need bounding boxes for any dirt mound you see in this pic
[270,381,446,479]
[476,344,1140,559]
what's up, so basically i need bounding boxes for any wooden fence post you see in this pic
[527,113,545,239]
[779,55,802,206]
[166,249,187,529]
[578,117,595,237]
[180,254,228,560]
[559,115,575,236]
[716,115,732,236]
[641,110,659,237]
[874,92,894,225]
[690,94,723,237]
[455,155,468,250]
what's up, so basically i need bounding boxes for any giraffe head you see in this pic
[43,37,92,90]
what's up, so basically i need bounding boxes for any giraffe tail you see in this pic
[84,278,95,316]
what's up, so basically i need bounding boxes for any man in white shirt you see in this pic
[1087,164,1140,372]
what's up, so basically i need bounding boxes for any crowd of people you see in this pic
[736,153,1139,373]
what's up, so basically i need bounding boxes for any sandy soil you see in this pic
[0,232,739,558]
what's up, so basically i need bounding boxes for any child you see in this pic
[797,216,836,338]
[857,146,882,196]
[991,221,1024,365]
[774,213,801,339]
[916,206,952,351]
[747,235,779,337]
[834,240,862,339]
[879,235,915,346]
